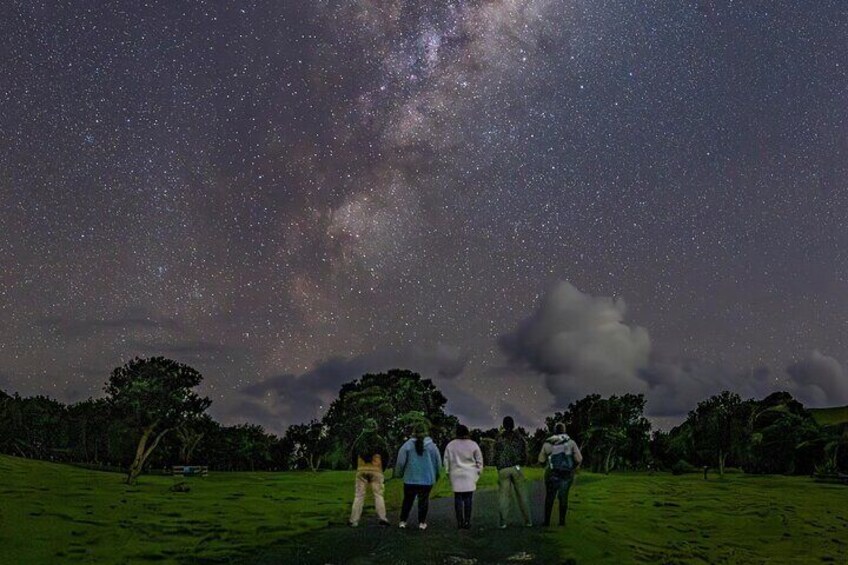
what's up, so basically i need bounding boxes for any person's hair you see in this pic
[502,416,515,432]
[554,422,566,434]
[412,422,429,456]
[456,424,470,439]
[354,424,383,463]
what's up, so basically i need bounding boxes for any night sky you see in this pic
[2,1,847,433]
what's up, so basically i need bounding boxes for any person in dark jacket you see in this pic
[493,416,532,528]
[349,419,391,527]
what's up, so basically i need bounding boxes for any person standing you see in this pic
[395,421,442,530]
[348,419,391,527]
[443,424,484,529]
[538,422,583,527]
[493,416,532,528]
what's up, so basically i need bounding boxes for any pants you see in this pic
[544,470,574,526]
[497,466,532,526]
[349,471,387,525]
[400,484,433,524]
[453,491,474,527]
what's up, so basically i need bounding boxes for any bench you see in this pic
[813,472,848,485]
[172,465,208,477]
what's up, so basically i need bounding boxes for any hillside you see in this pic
[809,405,848,426]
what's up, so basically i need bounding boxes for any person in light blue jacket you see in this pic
[394,422,442,530]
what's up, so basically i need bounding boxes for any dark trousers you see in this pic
[453,491,474,528]
[544,471,574,526]
[400,484,433,523]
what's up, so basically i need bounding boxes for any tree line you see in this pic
[0,357,845,482]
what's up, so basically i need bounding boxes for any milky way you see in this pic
[2,1,847,432]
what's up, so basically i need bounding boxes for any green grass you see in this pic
[0,454,538,563]
[1,454,846,564]
[810,405,848,426]
[549,472,848,563]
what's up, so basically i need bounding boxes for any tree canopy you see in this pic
[105,357,211,483]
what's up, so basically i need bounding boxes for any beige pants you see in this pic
[350,471,387,525]
[498,466,532,526]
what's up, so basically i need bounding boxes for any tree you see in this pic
[104,357,211,484]
[175,414,215,466]
[285,420,329,471]
[547,394,651,472]
[688,391,751,478]
[321,370,458,468]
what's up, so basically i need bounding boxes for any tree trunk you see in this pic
[127,428,152,484]
[127,427,170,484]
[604,446,615,474]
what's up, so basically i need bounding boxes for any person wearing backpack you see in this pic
[537,423,583,527]
[493,416,533,528]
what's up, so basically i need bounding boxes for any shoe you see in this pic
[499,524,507,529]
[419,523,428,531]
[463,522,471,530]
[378,519,391,527]
[399,521,407,529]
[348,521,358,528]
[525,522,533,528]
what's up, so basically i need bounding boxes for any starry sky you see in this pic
[2,1,847,433]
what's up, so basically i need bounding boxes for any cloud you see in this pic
[237,344,469,430]
[499,281,651,401]
[786,350,848,407]
[639,360,772,417]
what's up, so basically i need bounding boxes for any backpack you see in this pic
[548,435,574,473]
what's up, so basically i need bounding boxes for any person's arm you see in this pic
[395,444,407,479]
[473,443,483,473]
[443,445,451,475]
[572,442,583,467]
[431,443,442,481]
[537,442,549,465]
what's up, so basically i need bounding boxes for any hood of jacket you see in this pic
[405,436,435,448]
[547,433,571,445]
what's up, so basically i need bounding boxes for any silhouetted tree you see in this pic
[688,391,751,478]
[321,370,457,468]
[104,357,211,484]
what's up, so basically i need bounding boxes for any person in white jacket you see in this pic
[443,424,484,529]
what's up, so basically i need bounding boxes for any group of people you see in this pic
[348,416,583,531]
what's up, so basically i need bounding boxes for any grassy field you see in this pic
[0,454,540,563]
[1,454,846,564]
[548,472,848,563]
